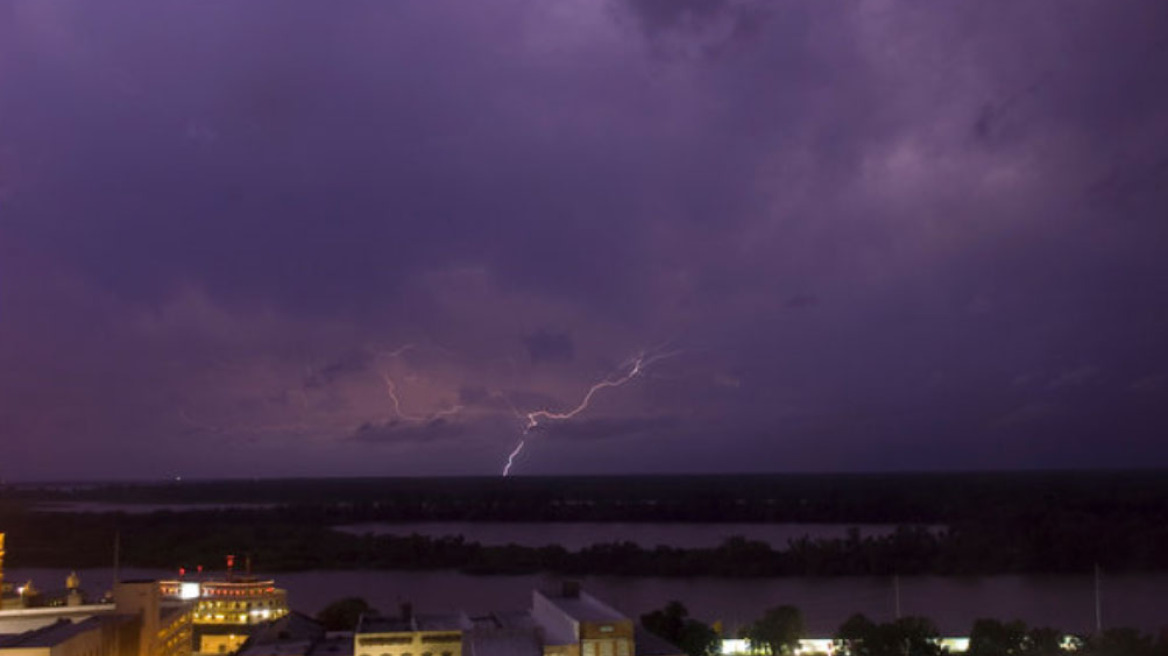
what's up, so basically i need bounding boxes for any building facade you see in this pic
[354,606,468,656]
[0,581,193,656]
[159,576,288,655]
[352,584,651,656]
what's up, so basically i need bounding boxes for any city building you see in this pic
[352,583,674,656]
[114,581,195,656]
[234,612,348,656]
[0,615,137,656]
[354,605,468,656]
[0,581,193,656]
[531,583,634,656]
[158,561,289,656]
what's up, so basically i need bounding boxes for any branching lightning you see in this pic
[502,348,680,477]
[380,372,427,422]
[378,344,463,423]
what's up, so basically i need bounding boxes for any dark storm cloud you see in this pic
[2,0,1168,478]
[523,329,575,365]
[625,0,770,52]
[532,416,680,442]
[304,351,373,389]
[784,295,819,310]
[348,418,466,445]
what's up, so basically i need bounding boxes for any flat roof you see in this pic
[357,612,468,634]
[465,629,541,656]
[0,618,103,648]
[415,613,470,632]
[309,635,355,656]
[356,615,411,633]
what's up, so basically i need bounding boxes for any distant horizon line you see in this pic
[4,466,1168,487]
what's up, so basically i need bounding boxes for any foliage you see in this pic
[969,618,1028,655]
[1079,627,1162,656]
[6,472,1168,577]
[741,605,804,655]
[834,614,943,656]
[316,596,373,631]
[1023,627,1069,656]
[641,601,720,656]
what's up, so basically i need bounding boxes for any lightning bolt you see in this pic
[378,345,464,423]
[381,372,427,422]
[502,348,680,477]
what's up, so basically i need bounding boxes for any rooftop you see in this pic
[535,589,626,624]
[465,627,541,656]
[357,611,469,634]
[0,618,104,648]
[309,635,355,656]
[469,612,537,632]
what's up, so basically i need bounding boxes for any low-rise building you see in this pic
[235,612,352,656]
[353,584,669,656]
[532,583,633,656]
[0,581,193,656]
[0,616,136,656]
[159,569,288,656]
[354,605,469,656]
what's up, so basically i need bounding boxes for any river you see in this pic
[7,567,1164,637]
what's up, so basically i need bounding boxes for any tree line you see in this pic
[7,470,1168,525]
[4,509,1168,577]
[643,601,1168,656]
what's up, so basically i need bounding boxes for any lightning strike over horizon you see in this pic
[502,349,680,477]
[377,344,466,423]
[380,372,426,422]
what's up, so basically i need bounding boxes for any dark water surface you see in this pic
[9,568,1164,637]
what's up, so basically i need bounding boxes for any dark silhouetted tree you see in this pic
[834,614,943,656]
[742,606,803,655]
[969,618,1028,655]
[316,597,372,631]
[1081,628,1159,656]
[641,601,719,656]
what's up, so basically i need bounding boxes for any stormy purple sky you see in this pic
[1,1,1167,480]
